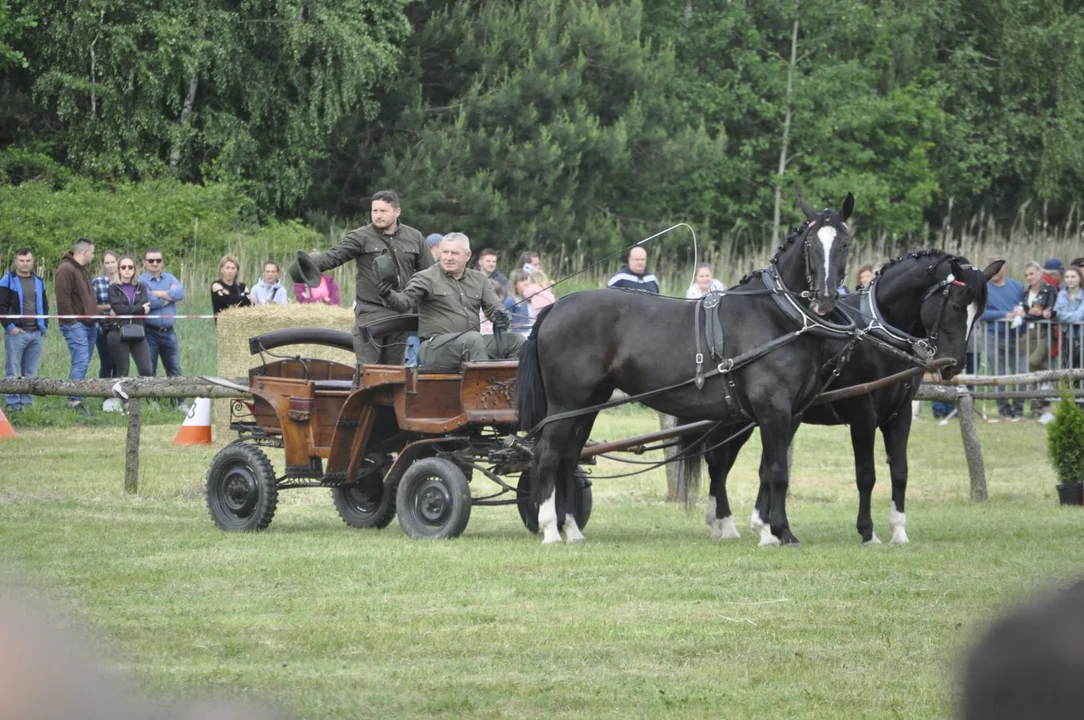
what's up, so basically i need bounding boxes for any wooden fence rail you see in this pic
[1,369,1080,501]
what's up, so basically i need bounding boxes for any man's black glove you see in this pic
[377,279,396,298]
[492,312,510,332]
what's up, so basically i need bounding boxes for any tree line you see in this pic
[2,0,1082,260]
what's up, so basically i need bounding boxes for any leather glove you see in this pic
[492,312,510,332]
[376,279,396,298]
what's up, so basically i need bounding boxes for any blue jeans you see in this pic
[59,322,98,404]
[145,326,184,404]
[4,327,44,409]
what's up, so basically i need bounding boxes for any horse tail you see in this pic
[516,305,554,433]
[673,426,703,508]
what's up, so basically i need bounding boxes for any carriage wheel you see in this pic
[396,458,472,540]
[206,443,278,532]
[516,468,593,534]
[331,454,397,529]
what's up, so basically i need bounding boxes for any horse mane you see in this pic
[878,249,986,301]
[735,225,805,287]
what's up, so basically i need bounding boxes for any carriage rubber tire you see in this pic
[206,442,278,532]
[331,455,397,529]
[516,469,593,534]
[396,457,472,539]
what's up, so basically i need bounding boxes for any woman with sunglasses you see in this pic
[102,254,153,378]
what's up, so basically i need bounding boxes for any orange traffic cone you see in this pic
[0,407,15,438]
[174,397,212,446]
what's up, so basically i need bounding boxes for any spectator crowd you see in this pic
[3,190,1083,421]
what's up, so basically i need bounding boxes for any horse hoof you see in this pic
[863,533,882,546]
[749,510,766,534]
[565,534,586,544]
[757,527,781,547]
[712,516,741,541]
[890,527,909,544]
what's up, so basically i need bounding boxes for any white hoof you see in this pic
[563,516,586,544]
[757,525,781,547]
[705,496,717,527]
[541,527,563,545]
[889,503,908,544]
[539,491,560,544]
[710,515,741,541]
[750,509,766,534]
[863,533,882,546]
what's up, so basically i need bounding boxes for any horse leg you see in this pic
[850,419,880,545]
[533,418,577,545]
[759,414,799,547]
[706,426,753,540]
[881,411,913,544]
[560,413,596,544]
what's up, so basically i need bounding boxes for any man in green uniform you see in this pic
[303,190,432,364]
[378,232,525,368]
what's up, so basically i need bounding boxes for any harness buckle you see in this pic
[717,358,734,374]
[695,353,704,365]
[913,339,935,360]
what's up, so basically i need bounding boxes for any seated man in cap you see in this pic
[379,232,525,368]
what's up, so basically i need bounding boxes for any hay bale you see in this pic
[214,304,356,444]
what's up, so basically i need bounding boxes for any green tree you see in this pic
[0,0,34,69]
[373,0,726,260]
[7,0,412,214]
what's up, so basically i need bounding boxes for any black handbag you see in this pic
[120,323,145,343]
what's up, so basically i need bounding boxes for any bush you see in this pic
[0,178,320,267]
[1046,383,1084,485]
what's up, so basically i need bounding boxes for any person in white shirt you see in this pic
[250,261,288,305]
[685,263,725,299]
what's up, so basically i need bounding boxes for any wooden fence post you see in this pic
[955,389,987,502]
[124,399,142,494]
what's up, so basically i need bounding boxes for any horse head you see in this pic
[916,256,1003,380]
[790,192,854,316]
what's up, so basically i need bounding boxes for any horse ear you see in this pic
[839,192,854,222]
[798,194,815,220]
[983,260,1005,281]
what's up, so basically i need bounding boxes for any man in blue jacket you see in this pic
[607,247,660,293]
[0,249,48,412]
[139,247,188,413]
[982,258,1025,419]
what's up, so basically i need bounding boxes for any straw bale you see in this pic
[214,304,356,444]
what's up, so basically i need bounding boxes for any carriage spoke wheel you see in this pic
[396,457,471,539]
[517,468,593,535]
[332,454,397,529]
[206,443,278,531]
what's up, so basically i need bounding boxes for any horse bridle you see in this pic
[859,259,973,362]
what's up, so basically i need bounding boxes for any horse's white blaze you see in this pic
[965,300,980,340]
[539,491,561,544]
[889,502,909,544]
[711,515,741,541]
[750,508,766,533]
[564,514,586,544]
[817,226,837,287]
[705,495,717,527]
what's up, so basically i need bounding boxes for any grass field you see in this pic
[1,408,1081,719]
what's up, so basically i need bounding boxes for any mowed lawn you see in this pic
[1,409,1082,719]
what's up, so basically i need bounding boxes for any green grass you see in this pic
[1,410,1080,719]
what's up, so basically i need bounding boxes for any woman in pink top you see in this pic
[294,273,340,306]
[523,269,555,319]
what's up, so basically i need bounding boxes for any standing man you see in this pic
[379,233,523,367]
[55,237,99,414]
[426,233,444,262]
[982,258,1025,420]
[607,246,659,293]
[0,249,48,413]
[477,248,508,291]
[251,261,288,305]
[140,247,188,413]
[297,190,432,365]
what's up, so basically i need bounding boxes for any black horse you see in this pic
[516,194,855,545]
[694,250,1003,546]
